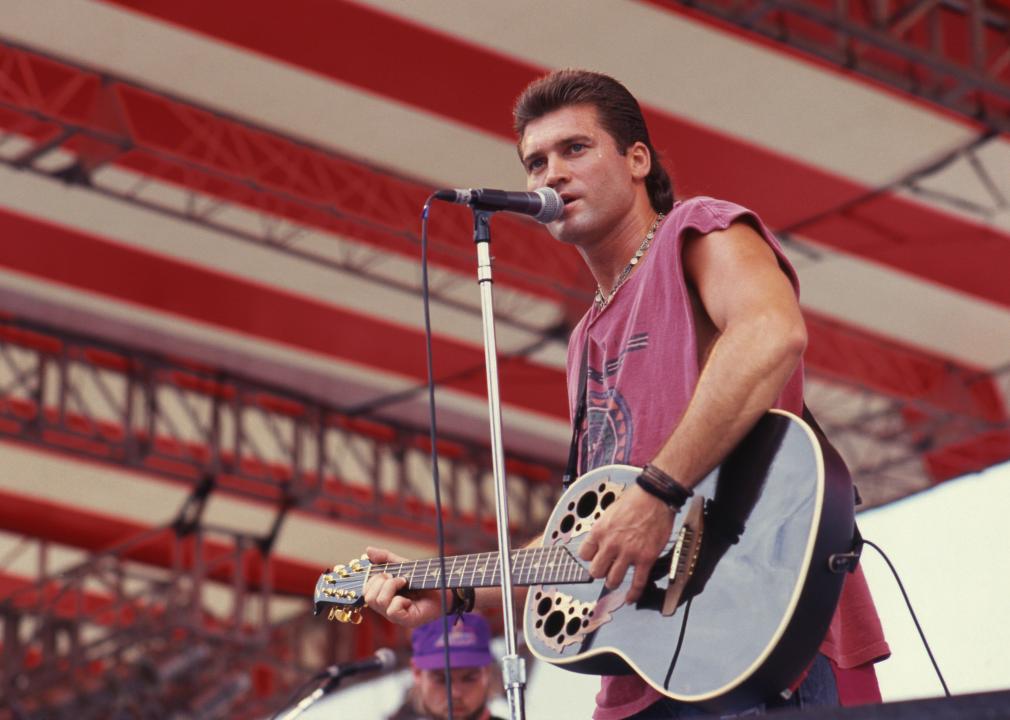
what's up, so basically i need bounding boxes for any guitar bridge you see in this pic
[662,496,705,616]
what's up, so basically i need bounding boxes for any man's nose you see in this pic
[545,157,570,187]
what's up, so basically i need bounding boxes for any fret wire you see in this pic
[481,551,491,585]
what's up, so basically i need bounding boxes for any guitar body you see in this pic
[522,409,855,713]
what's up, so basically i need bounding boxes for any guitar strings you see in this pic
[363,546,579,586]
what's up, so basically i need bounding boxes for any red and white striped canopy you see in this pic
[2,0,1008,595]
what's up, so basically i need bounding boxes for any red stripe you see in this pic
[805,311,1006,422]
[0,488,320,598]
[3,204,1003,435]
[0,42,593,306]
[97,0,536,138]
[638,0,989,130]
[94,0,1010,310]
[0,206,571,420]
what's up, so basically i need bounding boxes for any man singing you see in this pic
[364,69,889,719]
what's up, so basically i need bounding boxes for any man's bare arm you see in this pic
[652,221,807,489]
[579,222,807,603]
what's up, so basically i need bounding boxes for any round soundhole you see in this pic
[537,597,553,616]
[576,492,598,518]
[543,610,566,638]
[600,491,616,510]
[559,514,575,533]
[565,617,582,636]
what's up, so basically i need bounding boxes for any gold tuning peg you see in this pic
[360,553,369,561]
[349,609,363,625]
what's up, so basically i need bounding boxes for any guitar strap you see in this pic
[803,403,865,574]
[562,341,589,491]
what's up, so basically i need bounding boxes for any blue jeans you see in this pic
[624,654,839,719]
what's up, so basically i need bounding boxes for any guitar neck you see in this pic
[374,546,590,591]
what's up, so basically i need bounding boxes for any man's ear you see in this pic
[628,140,651,181]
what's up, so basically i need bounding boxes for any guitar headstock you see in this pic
[313,555,371,624]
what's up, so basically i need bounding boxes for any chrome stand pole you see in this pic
[472,209,526,720]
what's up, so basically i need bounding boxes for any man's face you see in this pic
[413,665,491,720]
[519,104,644,246]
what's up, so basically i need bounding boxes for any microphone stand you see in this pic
[277,674,342,720]
[471,209,526,720]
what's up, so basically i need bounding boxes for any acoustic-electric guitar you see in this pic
[313,410,858,712]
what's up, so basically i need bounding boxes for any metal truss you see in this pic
[805,362,1010,507]
[3,16,1009,508]
[0,520,383,719]
[0,316,563,552]
[0,314,556,716]
[674,0,1010,132]
[0,37,585,335]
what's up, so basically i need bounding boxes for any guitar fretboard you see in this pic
[370,546,590,590]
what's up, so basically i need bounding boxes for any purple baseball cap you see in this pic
[410,614,494,670]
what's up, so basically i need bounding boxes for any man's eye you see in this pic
[569,143,586,153]
[527,158,545,172]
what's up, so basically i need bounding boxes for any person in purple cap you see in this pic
[388,614,504,720]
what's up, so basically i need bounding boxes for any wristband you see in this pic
[446,587,475,618]
[635,463,693,511]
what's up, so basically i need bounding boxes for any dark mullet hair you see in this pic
[513,69,675,213]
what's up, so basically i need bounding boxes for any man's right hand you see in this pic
[362,546,444,629]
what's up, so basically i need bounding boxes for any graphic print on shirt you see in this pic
[579,333,648,472]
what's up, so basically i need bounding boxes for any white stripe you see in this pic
[0,438,436,565]
[3,0,518,188]
[0,264,572,458]
[0,162,564,357]
[785,236,1010,370]
[359,0,979,187]
[4,159,1005,376]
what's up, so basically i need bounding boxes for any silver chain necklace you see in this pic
[594,213,665,310]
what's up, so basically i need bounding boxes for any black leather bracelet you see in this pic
[635,474,681,511]
[446,587,475,617]
[638,463,693,510]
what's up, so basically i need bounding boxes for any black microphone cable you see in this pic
[419,194,460,720]
[861,538,951,698]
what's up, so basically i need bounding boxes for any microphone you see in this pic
[434,187,564,223]
[315,648,397,680]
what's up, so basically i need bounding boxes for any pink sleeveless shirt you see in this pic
[565,198,890,719]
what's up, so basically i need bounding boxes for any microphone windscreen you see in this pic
[534,187,564,223]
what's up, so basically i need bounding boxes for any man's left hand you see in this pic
[578,485,675,604]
